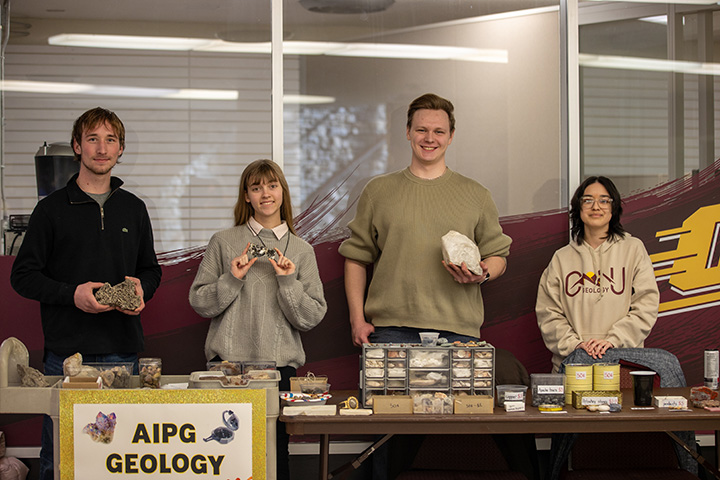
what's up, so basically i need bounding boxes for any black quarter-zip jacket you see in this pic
[10,173,162,357]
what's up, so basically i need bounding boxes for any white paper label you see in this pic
[504,401,525,412]
[505,391,524,401]
[537,385,564,394]
[580,396,619,405]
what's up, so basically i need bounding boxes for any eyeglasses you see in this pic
[581,196,613,209]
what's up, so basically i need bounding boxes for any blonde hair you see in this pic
[233,159,296,234]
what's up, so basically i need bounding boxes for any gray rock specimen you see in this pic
[63,352,84,376]
[95,278,142,311]
[17,364,49,387]
[441,230,483,275]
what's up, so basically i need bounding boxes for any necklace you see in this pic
[247,223,290,260]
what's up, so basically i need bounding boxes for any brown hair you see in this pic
[234,159,296,234]
[406,93,456,132]
[71,107,126,162]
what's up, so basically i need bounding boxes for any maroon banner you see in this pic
[2,161,719,447]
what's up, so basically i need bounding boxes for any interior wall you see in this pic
[0,8,563,253]
[302,9,562,217]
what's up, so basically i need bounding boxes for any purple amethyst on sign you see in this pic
[83,411,117,443]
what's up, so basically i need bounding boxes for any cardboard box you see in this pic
[63,376,102,389]
[454,395,493,414]
[504,401,525,412]
[654,396,688,408]
[373,395,413,414]
[572,390,622,409]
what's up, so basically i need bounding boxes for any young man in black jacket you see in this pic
[10,107,162,480]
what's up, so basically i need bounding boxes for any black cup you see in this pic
[630,371,656,406]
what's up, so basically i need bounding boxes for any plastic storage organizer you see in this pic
[361,343,495,408]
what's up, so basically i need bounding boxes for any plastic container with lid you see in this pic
[139,358,162,389]
[206,360,243,376]
[496,384,528,407]
[243,360,277,373]
[83,362,133,389]
[531,373,564,406]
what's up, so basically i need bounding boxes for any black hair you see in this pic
[570,176,625,244]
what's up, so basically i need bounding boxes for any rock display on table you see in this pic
[62,352,99,377]
[60,352,132,387]
[63,352,84,376]
[17,364,49,387]
[441,230,482,275]
[99,366,131,388]
[94,278,141,311]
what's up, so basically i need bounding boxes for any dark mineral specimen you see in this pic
[94,278,142,311]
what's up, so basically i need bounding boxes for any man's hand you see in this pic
[231,243,257,279]
[116,276,145,315]
[74,282,114,313]
[351,318,375,347]
[442,260,487,284]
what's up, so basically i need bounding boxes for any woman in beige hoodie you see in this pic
[535,176,659,372]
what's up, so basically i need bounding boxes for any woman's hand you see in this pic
[231,243,257,279]
[269,248,295,276]
[576,339,614,359]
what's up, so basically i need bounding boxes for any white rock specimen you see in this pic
[441,230,482,275]
[63,352,83,376]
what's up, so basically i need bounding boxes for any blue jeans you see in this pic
[40,351,138,480]
[369,326,480,344]
[559,348,687,388]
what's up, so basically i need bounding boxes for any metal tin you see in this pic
[564,364,593,404]
[705,349,719,390]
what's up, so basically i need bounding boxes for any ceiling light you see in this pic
[639,15,667,25]
[579,53,720,76]
[586,0,716,4]
[194,40,272,53]
[0,80,91,94]
[49,33,214,51]
[284,94,335,104]
[1,80,331,103]
[48,34,508,63]
[0,80,238,100]
[326,43,507,62]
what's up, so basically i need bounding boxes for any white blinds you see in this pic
[1,44,300,253]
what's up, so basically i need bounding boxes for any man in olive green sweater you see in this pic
[340,93,512,347]
[339,93,538,480]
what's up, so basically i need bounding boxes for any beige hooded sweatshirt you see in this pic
[536,234,659,372]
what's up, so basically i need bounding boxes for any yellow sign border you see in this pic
[59,388,267,480]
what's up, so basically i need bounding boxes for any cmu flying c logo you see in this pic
[650,204,720,316]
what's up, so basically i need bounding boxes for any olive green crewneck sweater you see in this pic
[339,167,511,338]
